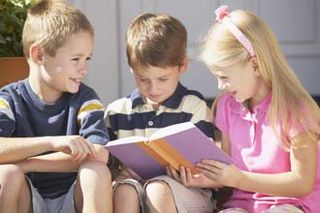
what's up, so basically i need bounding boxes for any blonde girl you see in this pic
[168,5,320,213]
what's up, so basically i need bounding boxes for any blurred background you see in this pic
[69,0,320,106]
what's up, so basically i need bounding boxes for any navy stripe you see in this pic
[108,111,193,131]
[195,120,215,139]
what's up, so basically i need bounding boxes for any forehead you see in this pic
[211,62,247,76]
[57,32,94,54]
[134,65,178,78]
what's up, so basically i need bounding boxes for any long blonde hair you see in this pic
[200,9,320,146]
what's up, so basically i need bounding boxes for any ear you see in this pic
[178,56,188,73]
[30,44,45,65]
[249,57,260,75]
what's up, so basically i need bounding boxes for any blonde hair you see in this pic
[126,13,187,70]
[200,10,320,146]
[22,0,94,58]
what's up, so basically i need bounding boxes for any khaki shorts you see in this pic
[27,178,76,213]
[114,175,214,213]
[150,175,214,213]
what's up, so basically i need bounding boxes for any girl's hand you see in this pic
[197,160,241,188]
[166,165,222,188]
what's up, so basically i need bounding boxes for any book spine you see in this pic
[143,139,198,174]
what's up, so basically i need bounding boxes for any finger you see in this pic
[197,161,221,173]
[86,140,97,159]
[166,166,171,177]
[201,159,226,169]
[169,166,180,181]
[185,167,193,184]
[179,166,187,185]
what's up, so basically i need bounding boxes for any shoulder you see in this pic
[179,86,208,108]
[74,83,99,100]
[0,80,26,106]
[105,97,132,116]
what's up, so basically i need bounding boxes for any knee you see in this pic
[114,183,137,195]
[79,160,111,182]
[0,165,25,194]
[145,180,172,198]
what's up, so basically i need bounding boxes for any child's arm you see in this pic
[0,135,96,164]
[198,132,317,197]
[16,143,108,173]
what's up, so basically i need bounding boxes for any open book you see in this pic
[105,122,233,179]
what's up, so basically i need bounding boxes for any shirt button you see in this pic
[148,121,154,126]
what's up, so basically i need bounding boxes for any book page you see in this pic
[149,121,195,140]
[106,136,146,146]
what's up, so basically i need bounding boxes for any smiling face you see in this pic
[212,58,270,107]
[132,63,187,105]
[32,31,94,103]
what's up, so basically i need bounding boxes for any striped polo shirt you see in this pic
[105,82,214,140]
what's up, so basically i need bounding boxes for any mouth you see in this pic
[70,77,81,84]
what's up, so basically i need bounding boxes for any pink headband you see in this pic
[215,5,256,57]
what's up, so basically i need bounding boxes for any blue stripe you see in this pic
[195,120,215,139]
[108,111,193,131]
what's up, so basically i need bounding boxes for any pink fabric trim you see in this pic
[215,5,256,57]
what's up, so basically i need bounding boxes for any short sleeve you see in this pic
[186,92,214,138]
[214,94,230,136]
[77,89,109,145]
[0,95,16,136]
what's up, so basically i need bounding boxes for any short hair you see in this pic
[126,13,187,70]
[22,0,94,58]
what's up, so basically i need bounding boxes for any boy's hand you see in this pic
[166,165,222,188]
[197,160,240,188]
[49,135,96,162]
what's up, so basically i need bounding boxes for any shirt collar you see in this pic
[130,82,187,109]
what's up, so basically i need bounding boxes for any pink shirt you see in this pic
[215,93,320,213]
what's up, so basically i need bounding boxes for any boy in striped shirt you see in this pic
[105,13,215,213]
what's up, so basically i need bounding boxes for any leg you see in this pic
[145,180,177,213]
[0,164,32,213]
[145,175,213,213]
[74,160,112,213]
[113,179,145,213]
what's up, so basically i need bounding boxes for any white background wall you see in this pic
[71,0,320,106]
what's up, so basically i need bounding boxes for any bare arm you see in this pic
[199,132,317,197]
[16,144,109,173]
[0,135,97,164]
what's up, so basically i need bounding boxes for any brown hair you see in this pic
[22,0,94,58]
[126,13,187,69]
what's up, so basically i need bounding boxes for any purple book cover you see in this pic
[106,122,233,179]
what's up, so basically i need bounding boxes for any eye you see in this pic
[139,78,147,82]
[72,58,80,62]
[86,56,91,61]
[159,78,168,82]
[218,76,228,80]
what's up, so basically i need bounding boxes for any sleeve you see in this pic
[104,106,118,141]
[77,89,109,145]
[214,93,230,136]
[187,93,214,139]
[0,94,16,136]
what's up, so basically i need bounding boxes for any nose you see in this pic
[148,81,160,95]
[78,61,89,76]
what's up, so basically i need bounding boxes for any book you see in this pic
[105,121,233,179]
